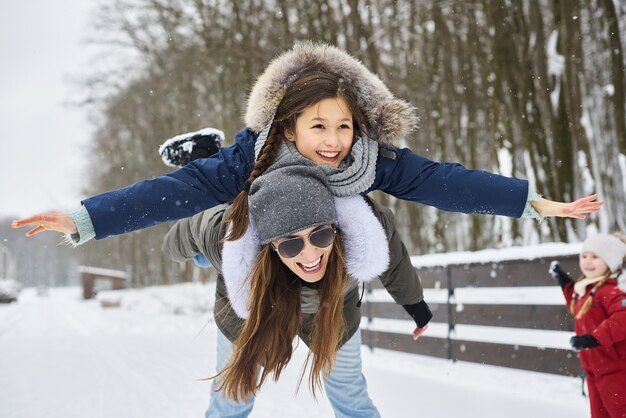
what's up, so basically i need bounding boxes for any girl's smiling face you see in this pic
[285,96,354,168]
[579,251,610,278]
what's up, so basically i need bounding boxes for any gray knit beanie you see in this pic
[581,233,626,273]
[248,165,337,244]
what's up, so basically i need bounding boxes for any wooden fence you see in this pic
[360,245,583,376]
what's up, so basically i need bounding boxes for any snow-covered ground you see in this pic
[0,282,589,418]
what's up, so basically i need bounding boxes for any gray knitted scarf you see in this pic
[255,134,379,197]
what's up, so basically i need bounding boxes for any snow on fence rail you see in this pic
[360,243,583,376]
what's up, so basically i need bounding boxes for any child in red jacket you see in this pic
[551,233,626,418]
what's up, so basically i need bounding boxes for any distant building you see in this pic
[78,266,129,299]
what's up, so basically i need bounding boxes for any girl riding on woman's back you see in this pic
[12,42,601,241]
[163,159,426,417]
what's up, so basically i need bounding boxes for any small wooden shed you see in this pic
[78,266,130,300]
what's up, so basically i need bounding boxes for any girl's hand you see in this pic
[531,194,603,219]
[11,211,77,236]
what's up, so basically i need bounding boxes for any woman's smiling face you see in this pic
[272,225,335,283]
[285,96,354,168]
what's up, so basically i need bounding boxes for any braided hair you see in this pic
[224,126,284,240]
[569,275,609,319]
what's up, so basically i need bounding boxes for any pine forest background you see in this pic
[3,0,626,288]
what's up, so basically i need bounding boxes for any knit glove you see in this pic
[159,128,224,167]
[570,334,600,351]
[549,261,574,289]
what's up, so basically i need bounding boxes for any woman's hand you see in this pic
[11,211,77,236]
[531,194,603,219]
[412,323,428,341]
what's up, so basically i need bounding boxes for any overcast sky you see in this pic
[0,1,96,218]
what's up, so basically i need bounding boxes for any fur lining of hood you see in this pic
[222,195,390,318]
[244,41,418,144]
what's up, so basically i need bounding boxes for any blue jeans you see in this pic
[205,329,380,418]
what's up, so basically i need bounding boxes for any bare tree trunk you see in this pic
[600,0,626,152]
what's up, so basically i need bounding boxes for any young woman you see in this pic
[164,158,426,417]
[12,42,600,241]
[550,233,626,417]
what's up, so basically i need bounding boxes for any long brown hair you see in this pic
[217,233,348,401]
[225,69,367,241]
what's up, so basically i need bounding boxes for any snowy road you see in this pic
[0,288,216,417]
[1,286,588,418]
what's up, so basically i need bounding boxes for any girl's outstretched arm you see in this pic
[12,128,255,242]
[371,144,603,219]
[530,194,603,219]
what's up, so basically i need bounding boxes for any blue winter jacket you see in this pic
[82,128,528,240]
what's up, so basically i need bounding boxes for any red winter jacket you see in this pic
[563,278,626,375]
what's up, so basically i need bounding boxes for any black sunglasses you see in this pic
[272,226,337,258]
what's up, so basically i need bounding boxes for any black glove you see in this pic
[549,261,573,289]
[570,334,600,351]
[159,129,223,167]
[403,300,433,328]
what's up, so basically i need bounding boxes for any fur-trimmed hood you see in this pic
[244,41,418,144]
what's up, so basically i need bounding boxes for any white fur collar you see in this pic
[221,219,261,318]
[222,195,390,318]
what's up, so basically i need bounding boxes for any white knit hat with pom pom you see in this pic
[582,233,626,291]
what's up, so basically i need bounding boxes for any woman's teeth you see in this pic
[299,257,322,272]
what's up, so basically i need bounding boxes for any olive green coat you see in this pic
[162,198,423,347]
